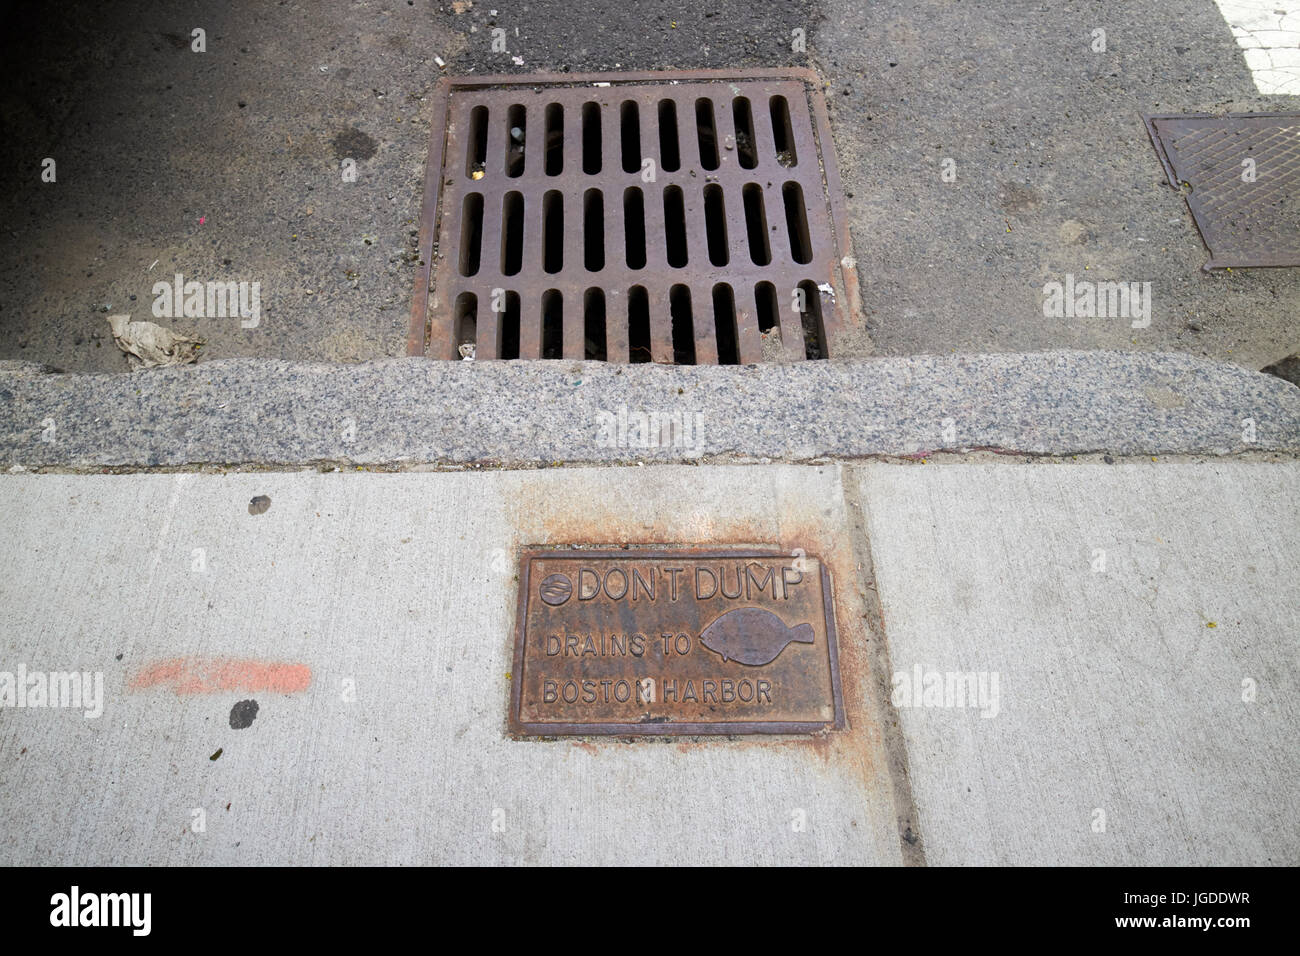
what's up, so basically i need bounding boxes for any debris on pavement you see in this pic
[105,315,203,368]
[759,328,784,363]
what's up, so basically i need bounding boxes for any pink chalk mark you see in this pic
[128,658,311,695]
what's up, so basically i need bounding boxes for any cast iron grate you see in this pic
[409,69,861,362]
[1144,112,1300,269]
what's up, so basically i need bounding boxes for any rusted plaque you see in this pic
[509,547,845,735]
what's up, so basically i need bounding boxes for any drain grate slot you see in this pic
[501,191,524,275]
[783,182,812,265]
[620,101,641,174]
[658,100,681,173]
[624,186,647,269]
[663,185,689,269]
[499,291,521,359]
[696,98,720,171]
[670,284,696,365]
[542,190,564,274]
[414,69,860,363]
[770,95,797,167]
[543,104,563,175]
[583,188,605,272]
[713,283,740,365]
[465,105,489,176]
[703,184,729,267]
[454,292,477,354]
[584,289,607,361]
[505,104,526,177]
[581,102,602,175]
[743,183,771,266]
[541,289,563,359]
[733,97,758,170]
[458,193,483,277]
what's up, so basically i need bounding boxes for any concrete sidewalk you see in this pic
[2,461,1295,865]
[860,460,1299,866]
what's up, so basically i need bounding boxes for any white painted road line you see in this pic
[1214,0,1300,94]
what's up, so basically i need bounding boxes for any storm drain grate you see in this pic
[1144,113,1300,269]
[409,69,861,362]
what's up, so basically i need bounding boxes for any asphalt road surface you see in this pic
[0,0,1295,372]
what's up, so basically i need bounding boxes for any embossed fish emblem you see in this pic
[699,608,815,666]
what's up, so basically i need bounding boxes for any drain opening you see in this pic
[742,184,770,265]
[466,105,488,176]
[670,284,695,365]
[696,97,719,171]
[584,288,607,361]
[501,191,524,276]
[797,280,826,360]
[582,102,602,175]
[459,193,483,276]
[704,184,729,267]
[584,188,605,272]
[544,103,563,175]
[733,97,758,169]
[770,95,797,167]
[420,72,858,364]
[783,182,812,265]
[628,285,651,363]
[500,291,521,359]
[658,99,681,172]
[541,289,563,359]
[454,292,477,352]
[664,185,688,268]
[542,189,563,274]
[755,280,780,336]
[713,283,739,365]
[624,186,646,270]
[621,100,641,174]
[505,104,526,177]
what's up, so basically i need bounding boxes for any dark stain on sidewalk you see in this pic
[229,699,259,729]
[331,127,377,161]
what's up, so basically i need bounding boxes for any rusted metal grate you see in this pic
[1144,113,1300,269]
[409,69,861,362]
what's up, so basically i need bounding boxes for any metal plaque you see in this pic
[509,547,845,735]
